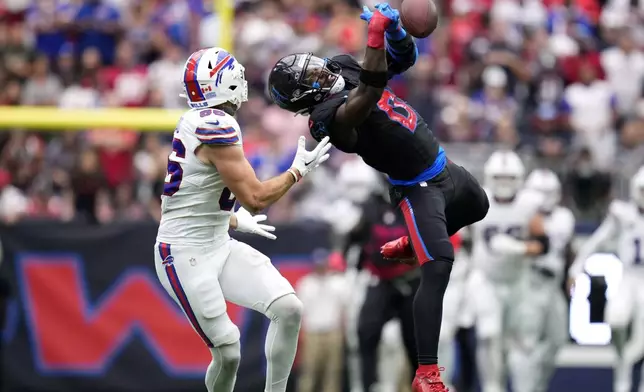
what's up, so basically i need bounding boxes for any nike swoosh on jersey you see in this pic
[205,120,220,126]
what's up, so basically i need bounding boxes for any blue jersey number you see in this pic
[163,137,187,196]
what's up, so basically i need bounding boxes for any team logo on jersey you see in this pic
[189,257,197,266]
[162,255,174,265]
[310,121,328,140]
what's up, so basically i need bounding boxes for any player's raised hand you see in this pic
[374,3,401,32]
[290,136,332,180]
[233,207,277,240]
[360,5,374,22]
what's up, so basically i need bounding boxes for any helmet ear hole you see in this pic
[229,85,237,90]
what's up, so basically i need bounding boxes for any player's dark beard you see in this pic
[214,102,237,116]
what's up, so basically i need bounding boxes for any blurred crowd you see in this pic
[2,0,644,225]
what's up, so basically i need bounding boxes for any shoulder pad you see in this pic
[331,54,361,70]
[309,96,346,141]
[188,108,241,146]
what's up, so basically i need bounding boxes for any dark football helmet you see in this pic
[268,53,345,114]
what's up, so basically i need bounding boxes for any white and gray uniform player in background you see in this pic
[154,47,332,392]
[466,151,546,392]
[507,169,574,392]
[569,166,644,392]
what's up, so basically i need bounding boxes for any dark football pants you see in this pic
[390,161,489,366]
[358,274,420,390]
[390,161,490,264]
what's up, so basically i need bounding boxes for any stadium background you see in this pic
[0,0,643,391]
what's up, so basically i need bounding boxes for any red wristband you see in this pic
[367,30,386,49]
[367,11,388,49]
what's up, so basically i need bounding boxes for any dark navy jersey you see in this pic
[308,54,443,183]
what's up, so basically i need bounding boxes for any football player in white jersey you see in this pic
[466,150,546,392]
[569,166,644,392]
[507,169,574,392]
[154,48,332,392]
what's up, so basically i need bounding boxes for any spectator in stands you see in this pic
[26,0,67,60]
[101,40,148,107]
[21,55,62,106]
[74,0,122,66]
[296,250,347,392]
[601,27,644,117]
[469,66,518,142]
[71,148,106,224]
[2,20,34,82]
[527,53,573,158]
[55,43,77,88]
[562,58,617,170]
[148,42,184,109]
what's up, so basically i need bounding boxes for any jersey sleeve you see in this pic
[194,113,241,146]
[386,33,418,78]
[331,54,362,72]
[544,208,575,253]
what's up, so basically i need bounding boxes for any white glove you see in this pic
[490,233,527,256]
[289,136,332,180]
[233,207,277,240]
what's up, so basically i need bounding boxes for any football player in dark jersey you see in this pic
[267,3,489,391]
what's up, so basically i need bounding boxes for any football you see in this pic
[400,0,439,39]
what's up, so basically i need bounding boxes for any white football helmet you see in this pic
[483,150,525,200]
[338,158,382,204]
[525,168,561,212]
[181,47,248,110]
[630,166,644,209]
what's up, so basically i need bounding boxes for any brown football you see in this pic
[400,0,439,39]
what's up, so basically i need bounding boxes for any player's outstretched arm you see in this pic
[334,5,392,129]
[568,211,618,278]
[202,136,331,214]
[383,6,419,78]
[230,207,277,240]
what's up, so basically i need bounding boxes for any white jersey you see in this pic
[534,206,575,281]
[571,200,644,276]
[471,189,543,282]
[157,108,241,246]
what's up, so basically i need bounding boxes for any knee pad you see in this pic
[211,340,241,369]
[266,293,303,327]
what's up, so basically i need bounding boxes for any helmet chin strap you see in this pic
[330,75,345,95]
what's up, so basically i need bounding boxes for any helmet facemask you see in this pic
[269,53,345,115]
[489,174,523,200]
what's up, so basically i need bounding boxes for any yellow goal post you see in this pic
[0,107,183,132]
[0,0,234,133]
